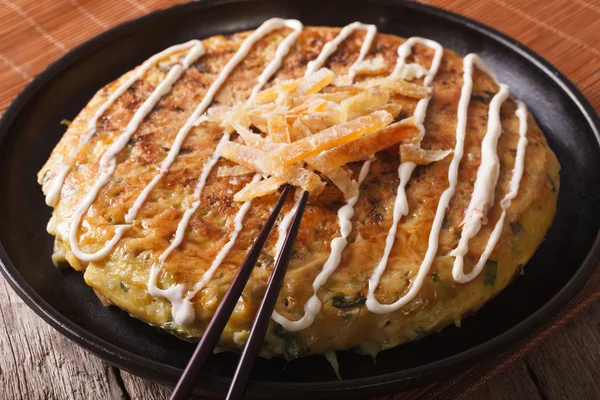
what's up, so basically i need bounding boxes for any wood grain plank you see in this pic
[120,371,209,399]
[466,361,543,400]
[523,301,600,400]
[120,372,172,400]
[0,277,127,400]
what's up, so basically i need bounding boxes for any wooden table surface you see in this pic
[0,0,599,399]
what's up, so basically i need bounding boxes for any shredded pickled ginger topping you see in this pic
[208,67,424,201]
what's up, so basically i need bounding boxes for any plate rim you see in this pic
[0,0,599,396]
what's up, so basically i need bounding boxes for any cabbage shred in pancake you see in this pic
[38,20,559,359]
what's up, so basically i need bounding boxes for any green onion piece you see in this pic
[484,260,498,286]
[510,221,524,234]
[331,295,366,309]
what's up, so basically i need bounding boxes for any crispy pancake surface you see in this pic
[38,25,559,359]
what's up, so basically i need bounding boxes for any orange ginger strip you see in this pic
[261,110,393,168]
[320,166,357,199]
[339,89,390,122]
[267,114,291,143]
[217,164,253,177]
[251,67,335,105]
[252,78,301,104]
[358,77,430,99]
[308,117,419,171]
[220,142,323,191]
[295,68,335,95]
[234,176,287,201]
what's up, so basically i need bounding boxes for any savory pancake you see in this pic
[38,19,559,360]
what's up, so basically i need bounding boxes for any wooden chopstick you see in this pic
[170,185,292,400]
[227,190,309,400]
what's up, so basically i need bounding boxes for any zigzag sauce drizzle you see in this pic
[457,100,529,283]
[68,42,205,262]
[62,20,530,330]
[272,160,373,331]
[305,22,377,79]
[367,54,517,314]
[45,40,204,207]
[148,18,303,325]
[365,38,444,313]
[272,23,378,331]
[178,21,377,327]
[449,63,510,282]
[174,21,304,310]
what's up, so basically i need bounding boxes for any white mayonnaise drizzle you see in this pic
[305,21,377,81]
[138,17,302,223]
[45,40,204,207]
[249,20,303,101]
[68,43,205,262]
[148,166,259,326]
[272,160,372,331]
[392,38,444,133]
[463,100,529,282]
[366,37,444,314]
[170,19,305,320]
[69,18,300,265]
[271,23,378,330]
[61,17,529,328]
[148,18,303,325]
[173,20,306,321]
[450,60,510,283]
[368,53,513,313]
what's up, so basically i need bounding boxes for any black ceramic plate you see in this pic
[1,0,599,398]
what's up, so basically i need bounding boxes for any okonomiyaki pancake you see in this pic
[38,19,560,359]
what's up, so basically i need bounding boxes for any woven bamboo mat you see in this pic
[0,0,598,399]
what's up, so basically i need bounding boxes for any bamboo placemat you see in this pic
[0,0,598,399]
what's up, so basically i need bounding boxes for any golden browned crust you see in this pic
[38,26,559,358]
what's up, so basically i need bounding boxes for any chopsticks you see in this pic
[170,187,309,400]
[227,190,309,399]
